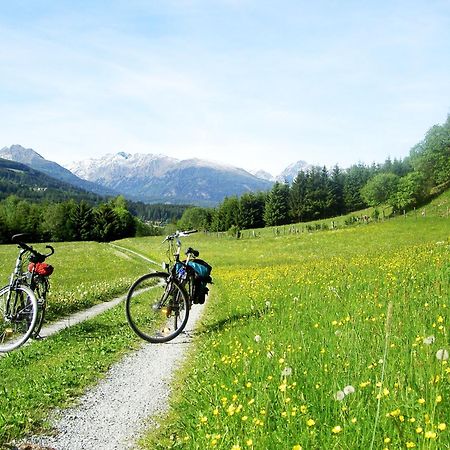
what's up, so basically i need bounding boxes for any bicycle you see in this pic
[0,234,54,352]
[125,230,212,343]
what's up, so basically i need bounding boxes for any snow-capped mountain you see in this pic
[0,145,117,197]
[250,169,276,182]
[67,152,273,206]
[1,145,312,206]
[276,160,311,183]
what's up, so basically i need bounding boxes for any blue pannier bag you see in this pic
[187,259,212,304]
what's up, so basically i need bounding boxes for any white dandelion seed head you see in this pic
[335,390,345,401]
[265,301,271,308]
[378,359,384,364]
[254,335,261,343]
[343,385,355,395]
[423,335,435,345]
[436,349,449,361]
[335,330,342,336]
[281,367,292,377]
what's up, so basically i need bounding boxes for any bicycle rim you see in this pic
[0,285,38,352]
[125,272,190,343]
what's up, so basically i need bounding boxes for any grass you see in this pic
[135,202,449,449]
[0,192,448,449]
[0,240,151,320]
[0,303,142,445]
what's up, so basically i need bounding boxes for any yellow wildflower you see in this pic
[332,425,342,434]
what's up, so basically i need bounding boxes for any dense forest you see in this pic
[178,115,450,232]
[0,195,163,244]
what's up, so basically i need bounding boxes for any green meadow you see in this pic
[0,191,448,449]
[135,195,449,450]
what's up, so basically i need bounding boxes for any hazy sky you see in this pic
[1,0,449,175]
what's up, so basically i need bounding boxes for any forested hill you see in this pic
[0,158,105,203]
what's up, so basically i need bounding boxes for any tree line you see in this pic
[0,195,161,244]
[178,115,450,232]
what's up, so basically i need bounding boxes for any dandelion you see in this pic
[231,445,242,450]
[343,385,355,395]
[406,442,416,448]
[246,439,253,446]
[418,398,426,405]
[424,431,437,439]
[438,423,446,431]
[436,349,449,361]
[416,427,423,434]
[335,391,345,401]
[436,395,442,403]
[306,419,315,427]
[423,335,435,345]
[384,437,391,443]
[254,335,261,343]
[332,425,342,434]
[281,367,292,377]
[292,446,302,450]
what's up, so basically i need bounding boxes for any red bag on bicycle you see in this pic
[28,262,54,276]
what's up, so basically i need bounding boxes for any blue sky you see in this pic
[1,0,449,175]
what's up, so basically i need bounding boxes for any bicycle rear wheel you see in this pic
[125,272,190,343]
[31,277,49,339]
[0,285,38,352]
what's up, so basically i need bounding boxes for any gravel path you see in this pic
[27,303,204,450]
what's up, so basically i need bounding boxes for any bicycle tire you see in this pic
[125,272,190,343]
[31,298,46,339]
[31,278,49,339]
[0,285,38,352]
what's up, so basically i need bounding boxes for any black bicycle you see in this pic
[125,230,212,343]
[0,234,54,352]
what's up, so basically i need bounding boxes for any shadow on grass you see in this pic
[195,307,268,336]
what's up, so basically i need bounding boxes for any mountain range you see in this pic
[0,145,310,206]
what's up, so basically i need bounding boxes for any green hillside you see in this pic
[0,157,104,203]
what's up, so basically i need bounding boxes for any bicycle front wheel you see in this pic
[125,272,190,343]
[0,285,38,352]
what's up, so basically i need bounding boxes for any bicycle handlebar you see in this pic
[11,234,55,260]
[162,229,198,243]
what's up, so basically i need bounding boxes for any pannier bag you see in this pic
[28,262,54,277]
[176,259,212,304]
[188,259,212,304]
